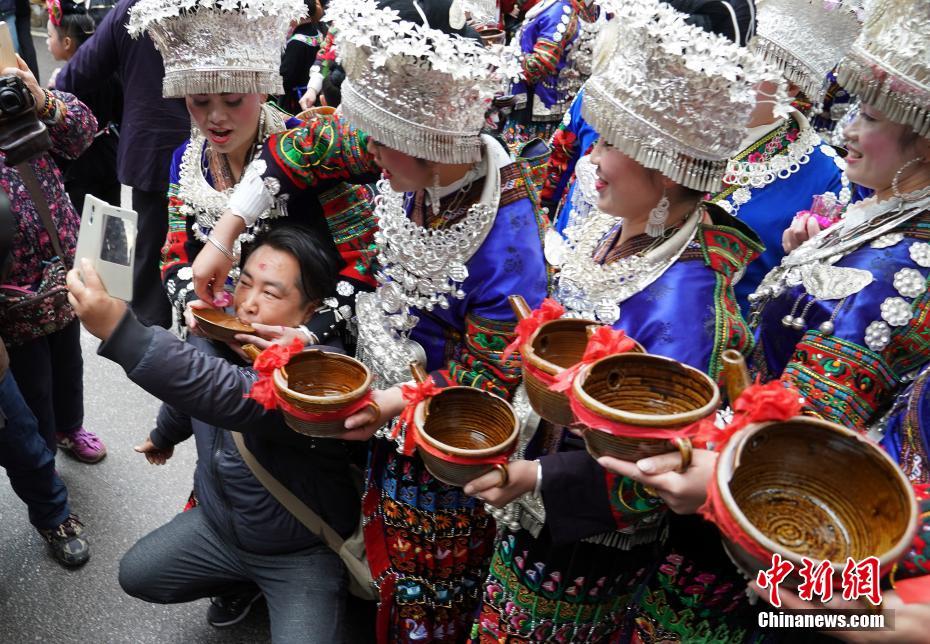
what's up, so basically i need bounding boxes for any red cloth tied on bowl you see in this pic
[245,339,305,410]
[396,377,511,466]
[272,389,375,422]
[395,377,443,456]
[698,379,805,563]
[549,326,638,394]
[711,379,803,450]
[502,297,565,362]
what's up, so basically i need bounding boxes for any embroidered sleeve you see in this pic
[521,37,568,85]
[47,90,96,160]
[540,118,579,205]
[315,31,337,77]
[161,150,190,281]
[317,181,378,289]
[781,333,898,430]
[431,313,523,398]
[603,471,668,530]
[262,113,377,193]
[699,224,763,381]
[160,146,200,320]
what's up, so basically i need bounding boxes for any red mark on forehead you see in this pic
[259,262,267,270]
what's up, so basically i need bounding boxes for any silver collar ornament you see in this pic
[717,112,851,216]
[355,137,504,388]
[553,207,703,324]
[751,191,930,331]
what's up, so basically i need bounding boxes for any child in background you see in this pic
[46,0,122,212]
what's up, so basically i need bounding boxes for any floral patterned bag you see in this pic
[0,165,75,346]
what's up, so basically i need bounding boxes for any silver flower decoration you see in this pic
[880,296,913,327]
[864,320,892,351]
[893,268,926,299]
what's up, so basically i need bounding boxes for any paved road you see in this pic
[0,35,373,644]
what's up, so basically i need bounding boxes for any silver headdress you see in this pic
[326,0,519,164]
[836,0,930,137]
[128,0,305,97]
[581,0,787,193]
[752,0,862,107]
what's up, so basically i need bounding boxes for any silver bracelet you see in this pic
[207,235,236,262]
[533,458,543,497]
[297,325,318,345]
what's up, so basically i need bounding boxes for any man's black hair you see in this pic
[251,224,341,306]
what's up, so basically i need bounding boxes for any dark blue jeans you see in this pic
[0,370,71,530]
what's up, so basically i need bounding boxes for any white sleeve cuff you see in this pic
[308,72,324,94]
[227,160,275,227]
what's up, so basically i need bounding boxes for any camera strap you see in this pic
[16,162,67,267]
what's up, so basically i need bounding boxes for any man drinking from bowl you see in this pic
[66,224,358,643]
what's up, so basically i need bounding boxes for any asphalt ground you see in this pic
[0,34,375,644]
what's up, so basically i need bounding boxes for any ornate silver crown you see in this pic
[581,0,787,193]
[128,0,305,97]
[752,0,862,107]
[836,0,930,137]
[326,0,519,164]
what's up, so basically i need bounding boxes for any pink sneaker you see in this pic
[56,427,107,463]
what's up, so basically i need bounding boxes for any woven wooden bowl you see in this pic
[525,319,645,426]
[414,387,519,487]
[715,418,917,587]
[296,105,336,121]
[476,26,506,46]
[573,353,719,461]
[192,308,254,343]
[272,349,373,437]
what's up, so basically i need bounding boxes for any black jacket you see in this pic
[99,310,360,555]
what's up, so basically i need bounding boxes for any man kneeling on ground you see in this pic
[67,225,358,644]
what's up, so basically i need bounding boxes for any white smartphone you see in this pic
[74,195,137,302]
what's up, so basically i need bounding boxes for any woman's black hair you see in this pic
[54,11,96,48]
[377,0,481,41]
[251,224,341,306]
[664,0,755,46]
[322,64,345,107]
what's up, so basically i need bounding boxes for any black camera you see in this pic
[0,75,52,166]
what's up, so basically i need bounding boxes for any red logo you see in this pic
[757,555,883,607]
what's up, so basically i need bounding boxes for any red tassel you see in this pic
[549,326,636,393]
[244,338,305,409]
[502,298,565,361]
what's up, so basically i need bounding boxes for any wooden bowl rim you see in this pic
[715,416,918,569]
[272,349,372,404]
[192,308,255,335]
[413,386,519,458]
[296,105,337,121]
[571,353,720,427]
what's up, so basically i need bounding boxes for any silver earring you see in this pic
[892,157,930,202]
[427,171,441,216]
[646,190,670,237]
